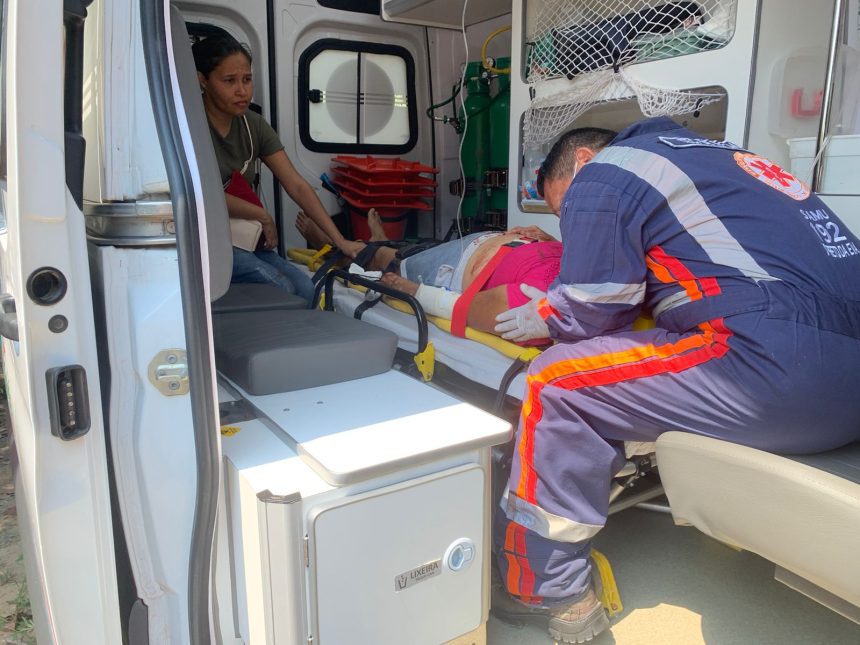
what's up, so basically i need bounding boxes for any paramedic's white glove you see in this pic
[494,284,550,342]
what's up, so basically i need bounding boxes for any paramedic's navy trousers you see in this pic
[495,308,860,606]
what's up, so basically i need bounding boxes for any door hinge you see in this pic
[148,349,189,396]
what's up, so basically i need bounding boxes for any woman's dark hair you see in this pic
[192,34,253,77]
[537,127,617,197]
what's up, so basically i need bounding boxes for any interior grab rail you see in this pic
[812,0,846,192]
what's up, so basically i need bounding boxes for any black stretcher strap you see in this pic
[354,294,384,320]
[323,269,429,355]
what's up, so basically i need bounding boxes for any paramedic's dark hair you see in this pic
[537,127,617,198]
[192,34,253,78]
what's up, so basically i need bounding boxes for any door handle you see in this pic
[0,294,18,342]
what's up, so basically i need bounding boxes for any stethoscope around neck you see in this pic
[238,114,254,178]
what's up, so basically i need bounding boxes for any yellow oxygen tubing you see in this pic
[481,25,511,74]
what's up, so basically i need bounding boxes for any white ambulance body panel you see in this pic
[92,245,197,641]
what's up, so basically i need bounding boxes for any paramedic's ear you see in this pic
[575,146,597,167]
[197,71,208,92]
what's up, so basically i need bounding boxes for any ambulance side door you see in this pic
[0,1,121,642]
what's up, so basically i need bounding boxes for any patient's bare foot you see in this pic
[367,208,389,242]
[295,211,333,249]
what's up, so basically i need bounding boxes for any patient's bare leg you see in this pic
[354,209,396,269]
[296,208,397,270]
[367,209,388,242]
[295,211,333,249]
[365,246,397,271]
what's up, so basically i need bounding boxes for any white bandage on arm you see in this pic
[415,284,460,319]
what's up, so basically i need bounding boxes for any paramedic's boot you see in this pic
[491,569,609,643]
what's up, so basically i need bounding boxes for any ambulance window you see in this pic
[317,0,380,14]
[298,39,417,154]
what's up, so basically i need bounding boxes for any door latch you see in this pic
[0,294,18,342]
[46,365,91,440]
[148,349,189,396]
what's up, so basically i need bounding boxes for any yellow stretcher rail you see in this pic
[289,245,332,268]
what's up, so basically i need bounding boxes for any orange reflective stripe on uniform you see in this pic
[648,245,722,299]
[512,319,733,558]
[537,297,559,321]
[503,517,542,604]
[647,246,703,301]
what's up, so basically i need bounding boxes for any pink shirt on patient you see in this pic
[484,241,563,307]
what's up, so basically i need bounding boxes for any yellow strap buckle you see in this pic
[414,342,435,382]
[311,244,333,264]
[591,548,623,616]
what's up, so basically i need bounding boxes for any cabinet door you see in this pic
[309,465,486,645]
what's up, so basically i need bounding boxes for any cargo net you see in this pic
[523,0,736,145]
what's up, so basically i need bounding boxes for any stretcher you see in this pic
[287,247,658,462]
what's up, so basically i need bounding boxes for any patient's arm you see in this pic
[379,272,419,295]
[465,286,510,334]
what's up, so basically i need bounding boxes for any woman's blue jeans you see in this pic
[231,248,315,303]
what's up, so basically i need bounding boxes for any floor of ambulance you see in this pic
[489,504,860,645]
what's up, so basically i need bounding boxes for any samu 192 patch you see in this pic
[734,152,810,201]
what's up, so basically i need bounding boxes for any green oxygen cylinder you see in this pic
[458,61,491,221]
[488,57,511,216]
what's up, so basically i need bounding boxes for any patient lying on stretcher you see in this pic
[296,210,562,341]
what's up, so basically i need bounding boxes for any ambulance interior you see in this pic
[82,0,860,642]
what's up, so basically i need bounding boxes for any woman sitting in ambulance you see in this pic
[192,35,364,302]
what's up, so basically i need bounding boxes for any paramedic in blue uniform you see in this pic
[491,117,860,643]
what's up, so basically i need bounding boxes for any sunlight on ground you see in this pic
[611,603,705,645]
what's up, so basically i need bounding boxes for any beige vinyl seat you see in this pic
[656,432,860,624]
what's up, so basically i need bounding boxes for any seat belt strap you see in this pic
[451,241,524,338]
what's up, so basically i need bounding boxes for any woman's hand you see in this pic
[260,215,279,250]
[509,225,557,242]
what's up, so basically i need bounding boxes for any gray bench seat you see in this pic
[213,309,398,395]
[212,283,308,314]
